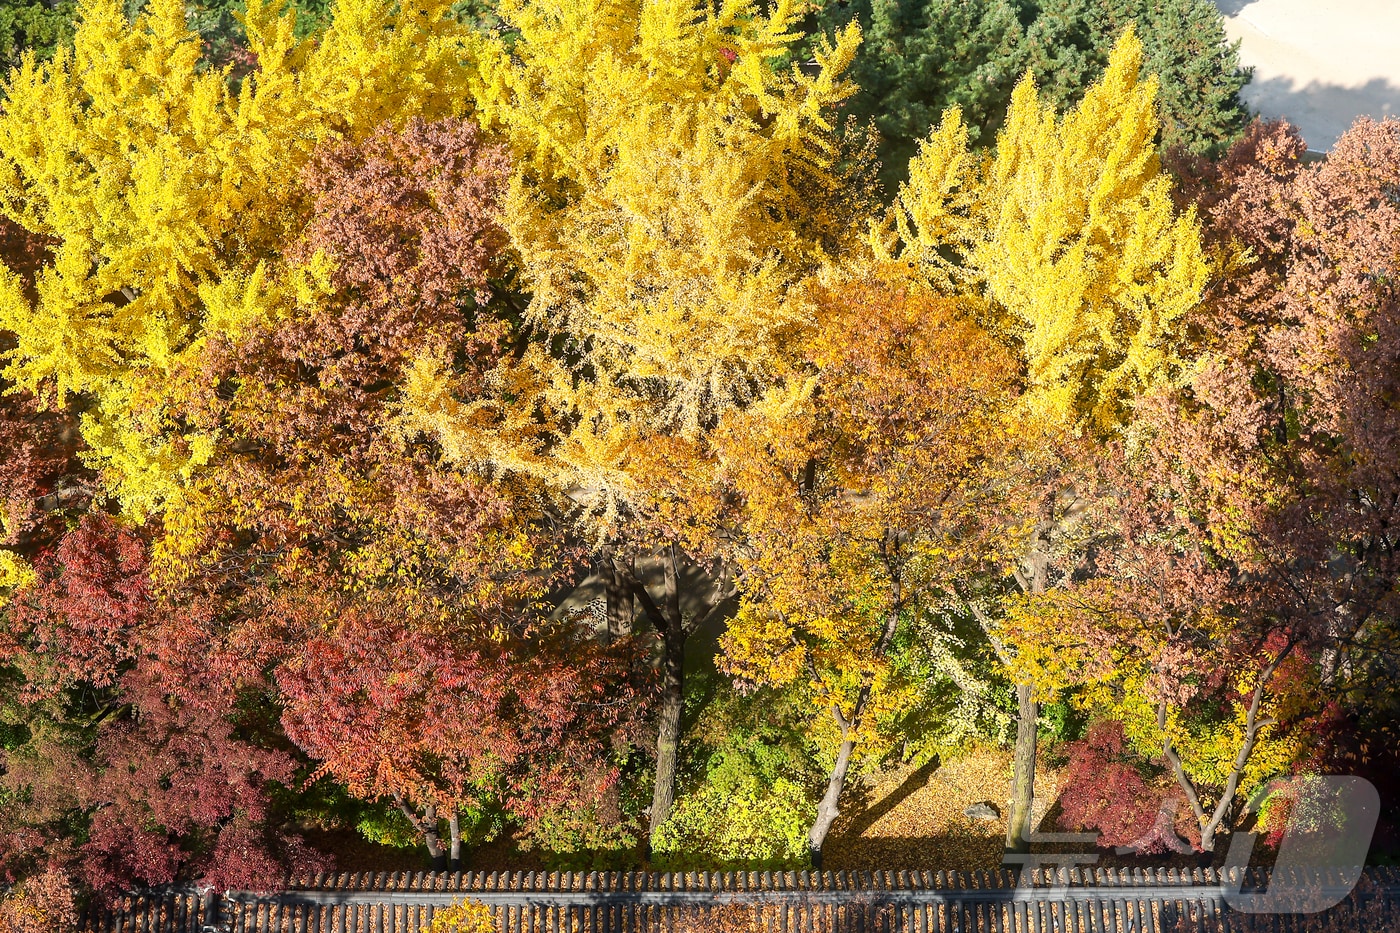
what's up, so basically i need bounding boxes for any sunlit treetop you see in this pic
[892,28,1208,434]
[0,0,473,519]
[406,0,877,535]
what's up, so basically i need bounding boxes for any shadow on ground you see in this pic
[1243,76,1399,150]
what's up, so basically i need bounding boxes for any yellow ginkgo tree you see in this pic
[885,27,1210,852]
[405,0,875,844]
[0,0,473,521]
[896,26,1207,432]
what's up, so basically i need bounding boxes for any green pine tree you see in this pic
[1019,0,1104,109]
[821,0,1249,189]
[0,0,76,69]
[1123,0,1251,155]
[1029,0,1250,154]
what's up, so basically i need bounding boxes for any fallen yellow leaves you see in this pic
[826,748,1065,873]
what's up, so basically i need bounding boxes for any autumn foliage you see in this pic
[1,0,1397,896]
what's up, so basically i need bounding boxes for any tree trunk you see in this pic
[629,547,739,850]
[809,711,859,868]
[1005,681,1037,853]
[647,552,686,843]
[809,737,856,868]
[422,803,445,870]
[808,548,902,868]
[648,631,684,840]
[449,810,462,870]
[396,795,447,869]
[603,549,635,640]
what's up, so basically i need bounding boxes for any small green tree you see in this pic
[0,0,76,67]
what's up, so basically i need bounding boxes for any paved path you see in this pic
[1214,0,1400,150]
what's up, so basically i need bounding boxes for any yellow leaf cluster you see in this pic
[428,900,495,933]
[394,349,555,482]
[1105,665,1304,803]
[0,0,471,517]
[0,549,36,608]
[450,0,870,532]
[898,28,1208,432]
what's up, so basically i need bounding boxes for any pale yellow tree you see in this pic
[896,26,1208,432]
[884,27,1210,852]
[462,0,868,454]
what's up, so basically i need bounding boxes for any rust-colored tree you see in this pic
[277,601,650,868]
[1003,117,1400,852]
[0,516,320,892]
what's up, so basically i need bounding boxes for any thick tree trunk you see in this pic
[627,546,737,850]
[1005,681,1038,853]
[603,550,635,640]
[647,552,686,842]
[648,630,685,840]
[422,804,446,870]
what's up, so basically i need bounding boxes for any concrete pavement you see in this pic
[1214,0,1400,151]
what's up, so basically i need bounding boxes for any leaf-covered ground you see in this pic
[825,749,1065,874]
[313,748,1069,874]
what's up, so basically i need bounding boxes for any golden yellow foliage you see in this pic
[443,0,872,531]
[0,549,35,608]
[0,0,471,518]
[898,28,1208,432]
[720,267,1026,754]
[428,899,495,933]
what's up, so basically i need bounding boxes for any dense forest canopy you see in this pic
[0,0,1397,918]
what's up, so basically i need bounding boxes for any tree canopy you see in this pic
[3,0,1398,896]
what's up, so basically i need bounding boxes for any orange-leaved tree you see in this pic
[719,267,1030,865]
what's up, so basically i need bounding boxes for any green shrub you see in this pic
[652,750,817,862]
[516,798,641,870]
[355,803,423,850]
[650,682,822,870]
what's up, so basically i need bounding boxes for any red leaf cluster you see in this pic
[277,600,651,827]
[0,518,320,894]
[1055,721,1170,849]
